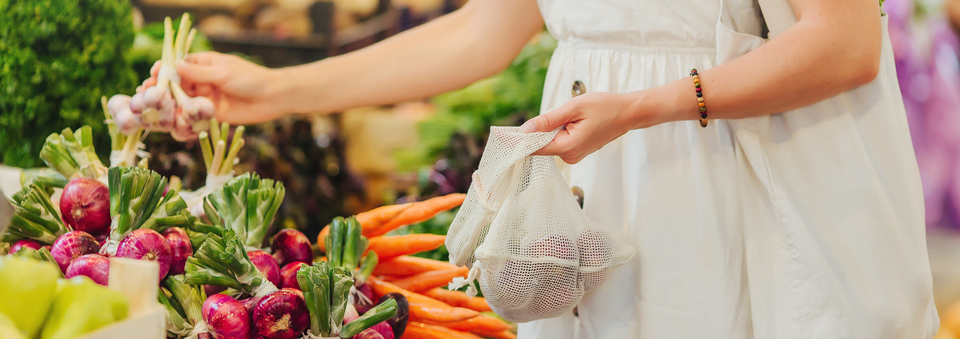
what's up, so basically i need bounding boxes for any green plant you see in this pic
[0,0,138,167]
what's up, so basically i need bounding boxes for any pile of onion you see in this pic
[253,290,309,339]
[9,239,41,254]
[162,228,193,275]
[65,254,110,286]
[203,294,252,339]
[51,231,101,272]
[271,229,313,267]
[248,250,281,287]
[279,262,307,290]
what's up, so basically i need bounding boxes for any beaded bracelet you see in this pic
[690,69,707,127]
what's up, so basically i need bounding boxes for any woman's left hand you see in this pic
[520,91,663,164]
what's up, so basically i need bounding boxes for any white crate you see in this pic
[77,258,166,339]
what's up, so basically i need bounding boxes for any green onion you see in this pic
[13,247,62,277]
[357,252,379,282]
[158,287,191,337]
[105,167,167,253]
[341,217,366,270]
[183,230,276,295]
[339,298,398,338]
[39,126,108,179]
[203,173,284,248]
[4,183,67,245]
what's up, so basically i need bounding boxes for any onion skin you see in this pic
[205,285,227,297]
[271,229,313,267]
[65,254,110,286]
[241,297,263,315]
[59,178,111,237]
[355,283,376,315]
[281,288,304,301]
[116,229,172,280]
[253,290,309,339]
[203,294,251,339]
[51,231,101,272]
[353,322,394,339]
[162,228,193,275]
[279,262,307,290]
[248,250,281,287]
[10,239,42,254]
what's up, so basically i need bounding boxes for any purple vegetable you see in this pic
[116,229,172,280]
[279,262,307,290]
[353,322,395,339]
[162,228,193,275]
[248,250,281,288]
[241,296,263,315]
[203,294,251,339]
[271,229,313,267]
[51,231,101,272]
[253,290,309,339]
[10,239,41,254]
[59,178,112,237]
[377,293,409,338]
[65,254,110,286]
[205,285,227,297]
[354,283,376,315]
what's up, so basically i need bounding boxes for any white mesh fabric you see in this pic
[446,126,635,323]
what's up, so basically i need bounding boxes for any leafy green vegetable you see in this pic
[106,167,168,253]
[0,0,138,167]
[4,183,67,245]
[298,261,354,337]
[40,126,108,179]
[203,172,285,248]
[184,230,277,296]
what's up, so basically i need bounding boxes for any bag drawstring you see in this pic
[448,262,483,297]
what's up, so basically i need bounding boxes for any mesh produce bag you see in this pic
[446,127,635,323]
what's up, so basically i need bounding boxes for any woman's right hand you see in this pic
[138,52,292,125]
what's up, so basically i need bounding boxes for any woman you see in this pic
[144,0,938,337]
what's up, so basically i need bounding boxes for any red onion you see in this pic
[205,285,227,297]
[248,250,281,287]
[353,322,394,339]
[59,178,111,236]
[241,296,263,315]
[279,262,307,290]
[116,229,172,280]
[271,229,313,267]
[162,228,193,275]
[202,294,251,339]
[65,254,110,286]
[51,231,101,272]
[253,290,309,339]
[355,283,377,314]
[281,288,304,301]
[10,239,41,254]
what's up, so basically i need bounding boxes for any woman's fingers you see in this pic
[520,102,581,133]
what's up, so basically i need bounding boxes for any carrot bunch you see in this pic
[317,193,515,339]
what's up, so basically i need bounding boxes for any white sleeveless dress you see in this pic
[518,0,940,338]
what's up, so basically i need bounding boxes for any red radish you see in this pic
[248,250,281,287]
[162,228,193,275]
[116,229,172,280]
[65,254,110,286]
[51,231,101,272]
[253,290,309,339]
[279,262,306,290]
[271,229,313,266]
[9,239,41,254]
[203,294,251,339]
[59,178,111,236]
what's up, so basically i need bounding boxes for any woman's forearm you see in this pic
[276,0,543,115]
[630,0,882,128]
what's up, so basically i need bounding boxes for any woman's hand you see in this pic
[520,91,674,164]
[138,52,291,124]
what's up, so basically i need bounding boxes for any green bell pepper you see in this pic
[41,276,129,339]
[0,256,59,338]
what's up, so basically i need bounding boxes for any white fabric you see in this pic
[519,0,938,338]
[448,127,634,323]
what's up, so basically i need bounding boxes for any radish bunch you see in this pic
[106,14,214,142]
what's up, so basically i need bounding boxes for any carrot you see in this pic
[402,322,482,339]
[317,203,413,251]
[372,256,458,277]
[368,193,466,237]
[473,330,517,339]
[423,288,493,313]
[391,267,469,293]
[369,277,480,323]
[367,234,446,260]
[431,315,514,333]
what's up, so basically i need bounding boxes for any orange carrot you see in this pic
[367,234,446,260]
[431,315,514,333]
[423,288,493,313]
[392,267,469,293]
[372,256,458,277]
[473,330,517,339]
[402,322,483,339]
[368,193,467,237]
[369,277,480,323]
[317,203,413,251]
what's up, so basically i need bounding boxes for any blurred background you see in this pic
[3,0,960,334]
